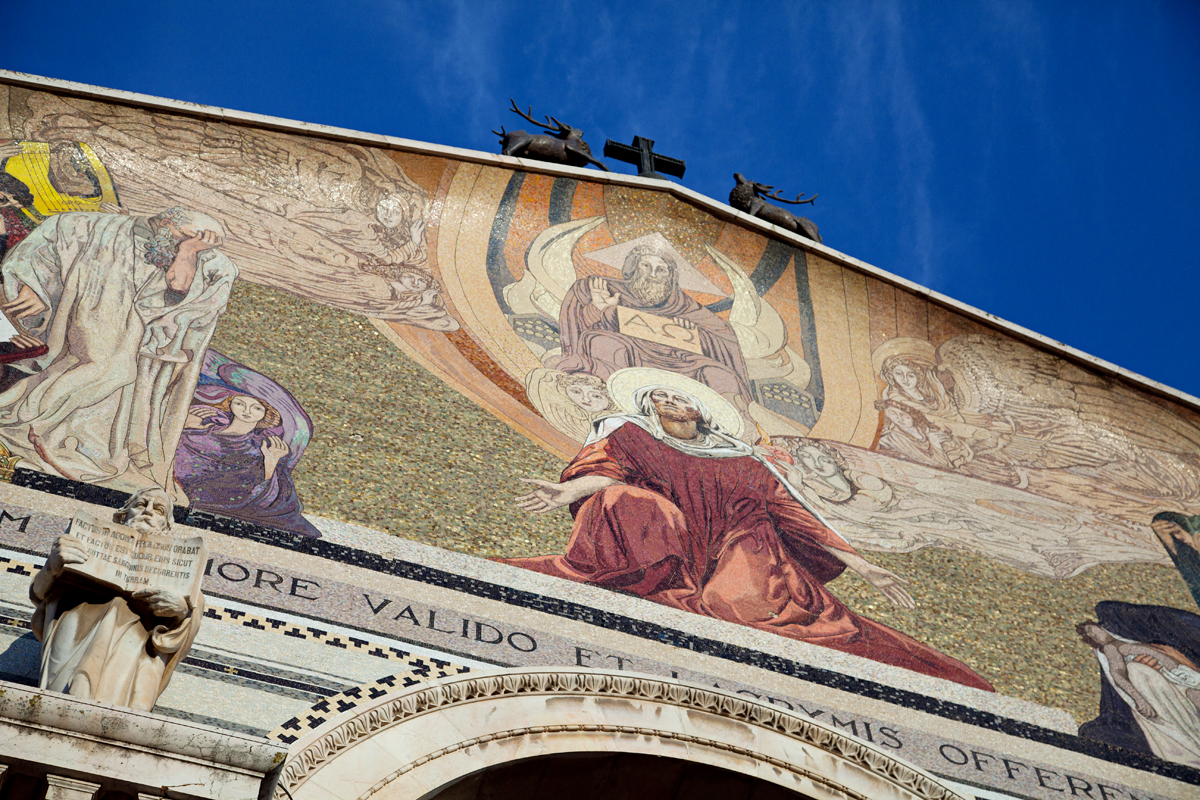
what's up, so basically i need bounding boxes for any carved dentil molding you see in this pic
[279,669,966,800]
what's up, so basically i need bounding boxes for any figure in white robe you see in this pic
[29,488,203,711]
[1078,620,1200,767]
[0,208,237,495]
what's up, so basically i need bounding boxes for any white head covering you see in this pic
[585,382,850,546]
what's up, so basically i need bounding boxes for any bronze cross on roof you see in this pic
[603,136,686,180]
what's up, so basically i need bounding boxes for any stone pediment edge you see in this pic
[278,667,967,800]
[0,69,1191,413]
[0,679,286,774]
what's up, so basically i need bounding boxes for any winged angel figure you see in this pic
[827,333,1200,576]
[917,335,1200,514]
[11,91,456,331]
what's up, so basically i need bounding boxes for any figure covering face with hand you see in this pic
[29,488,204,711]
[503,370,992,690]
[0,207,237,494]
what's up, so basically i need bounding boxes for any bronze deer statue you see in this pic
[729,173,821,243]
[493,99,610,171]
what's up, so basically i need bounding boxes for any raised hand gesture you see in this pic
[260,435,289,480]
[588,276,619,312]
[177,229,223,257]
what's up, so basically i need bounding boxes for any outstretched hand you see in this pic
[514,475,619,514]
[515,478,577,514]
[858,563,916,609]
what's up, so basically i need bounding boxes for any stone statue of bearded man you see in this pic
[29,487,205,711]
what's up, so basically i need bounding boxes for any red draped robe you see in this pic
[505,423,993,691]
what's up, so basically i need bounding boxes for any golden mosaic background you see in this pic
[211,280,1196,725]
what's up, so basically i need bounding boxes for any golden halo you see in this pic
[606,367,745,438]
[870,337,937,380]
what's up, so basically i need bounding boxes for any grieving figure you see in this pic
[1077,604,1200,767]
[504,379,992,691]
[174,349,319,537]
[176,398,319,537]
[29,488,204,711]
[0,207,237,493]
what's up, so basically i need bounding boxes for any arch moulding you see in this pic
[277,668,967,800]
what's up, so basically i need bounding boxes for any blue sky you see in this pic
[6,1,1199,397]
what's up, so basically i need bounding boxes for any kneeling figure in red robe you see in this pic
[504,385,993,692]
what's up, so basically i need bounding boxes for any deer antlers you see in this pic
[508,99,570,134]
[757,184,818,206]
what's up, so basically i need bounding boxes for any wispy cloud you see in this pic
[829,1,937,285]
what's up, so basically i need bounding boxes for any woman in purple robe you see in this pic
[174,351,320,537]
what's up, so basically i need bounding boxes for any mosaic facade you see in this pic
[0,73,1196,799]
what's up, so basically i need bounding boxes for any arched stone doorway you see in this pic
[424,751,825,799]
[276,668,965,800]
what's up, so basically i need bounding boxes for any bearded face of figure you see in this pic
[627,255,675,306]
[121,489,173,536]
[649,389,702,424]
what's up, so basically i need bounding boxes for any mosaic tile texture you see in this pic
[208,280,572,557]
[2,76,1200,786]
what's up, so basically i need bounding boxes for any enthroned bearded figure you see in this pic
[550,245,753,407]
[505,371,992,691]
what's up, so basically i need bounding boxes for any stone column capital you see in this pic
[45,775,102,800]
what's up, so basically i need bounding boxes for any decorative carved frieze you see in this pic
[279,669,965,800]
